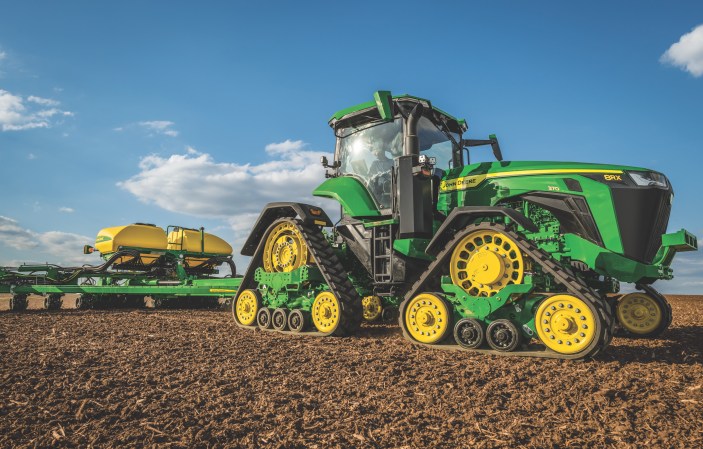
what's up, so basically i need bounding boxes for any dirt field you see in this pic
[1,295,701,448]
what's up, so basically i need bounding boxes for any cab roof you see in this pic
[328,91,468,135]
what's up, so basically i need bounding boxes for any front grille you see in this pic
[611,186,672,264]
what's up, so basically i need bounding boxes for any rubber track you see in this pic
[232,218,361,337]
[400,222,614,360]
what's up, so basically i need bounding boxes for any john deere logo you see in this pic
[95,235,112,243]
[440,175,487,192]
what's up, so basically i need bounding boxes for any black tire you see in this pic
[9,295,28,312]
[44,294,63,310]
[615,290,672,338]
[75,294,92,310]
[272,308,289,331]
[486,319,522,352]
[287,309,308,333]
[129,296,146,308]
[381,306,398,322]
[454,318,485,349]
[257,307,273,329]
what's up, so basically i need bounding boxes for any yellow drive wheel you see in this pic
[616,292,663,335]
[535,294,597,355]
[362,296,383,322]
[450,229,524,297]
[404,293,451,344]
[263,221,309,273]
[234,289,260,326]
[311,291,341,333]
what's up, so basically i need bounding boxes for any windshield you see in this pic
[338,118,403,209]
[417,116,461,170]
[337,115,461,210]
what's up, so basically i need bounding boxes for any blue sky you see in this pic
[0,1,701,293]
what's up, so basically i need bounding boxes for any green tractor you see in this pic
[232,91,697,359]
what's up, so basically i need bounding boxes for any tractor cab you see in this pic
[321,91,468,226]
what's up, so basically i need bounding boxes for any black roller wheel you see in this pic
[128,295,146,308]
[75,294,92,310]
[486,319,522,352]
[381,306,398,322]
[113,294,127,308]
[44,294,63,310]
[288,309,308,333]
[257,307,273,329]
[454,318,485,349]
[272,308,289,331]
[9,295,29,312]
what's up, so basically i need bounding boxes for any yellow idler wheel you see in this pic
[450,229,524,297]
[234,289,260,326]
[262,221,309,273]
[535,294,597,355]
[362,295,383,322]
[404,293,452,344]
[616,292,663,336]
[311,291,341,333]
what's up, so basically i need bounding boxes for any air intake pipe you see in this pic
[404,103,424,156]
[397,101,432,239]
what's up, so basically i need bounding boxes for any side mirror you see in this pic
[489,134,503,162]
[321,156,340,169]
[461,134,504,162]
[321,156,339,178]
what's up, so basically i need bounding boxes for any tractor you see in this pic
[232,91,697,359]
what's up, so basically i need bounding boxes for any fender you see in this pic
[425,206,538,256]
[240,202,333,256]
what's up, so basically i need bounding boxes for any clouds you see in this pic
[58,207,74,213]
[118,140,337,255]
[0,216,96,266]
[138,120,179,137]
[661,24,703,77]
[115,120,180,137]
[0,216,38,250]
[118,140,332,218]
[0,89,73,131]
[27,95,59,107]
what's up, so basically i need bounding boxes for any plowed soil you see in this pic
[1,295,701,449]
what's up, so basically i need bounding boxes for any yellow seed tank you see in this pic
[94,223,168,265]
[167,227,233,267]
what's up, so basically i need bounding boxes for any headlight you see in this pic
[628,171,668,187]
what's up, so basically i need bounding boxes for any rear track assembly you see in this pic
[232,218,361,336]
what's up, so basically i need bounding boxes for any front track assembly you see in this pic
[400,222,614,360]
[232,218,361,337]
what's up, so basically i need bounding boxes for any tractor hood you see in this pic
[439,160,674,264]
[448,160,654,179]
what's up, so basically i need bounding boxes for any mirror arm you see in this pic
[460,134,503,162]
